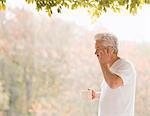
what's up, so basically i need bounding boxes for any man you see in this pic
[91,33,136,116]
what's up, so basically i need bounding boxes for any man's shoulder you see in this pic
[119,58,136,74]
[119,58,134,67]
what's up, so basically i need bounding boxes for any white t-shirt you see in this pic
[98,58,136,116]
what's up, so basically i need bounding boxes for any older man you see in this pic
[92,33,136,116]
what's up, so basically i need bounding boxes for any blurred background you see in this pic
[0,0,150,116]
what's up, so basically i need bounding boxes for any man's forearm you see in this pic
[100,63,117,88]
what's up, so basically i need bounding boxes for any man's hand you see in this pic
[97,48,111,65]
[88,89,99,100]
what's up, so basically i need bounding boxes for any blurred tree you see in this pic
[1,0,150,17]
[0,81,9,111]
[0,8,35,116]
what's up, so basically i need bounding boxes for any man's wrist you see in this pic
[101,63,109,71]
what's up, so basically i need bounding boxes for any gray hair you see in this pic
[95,33,118,53]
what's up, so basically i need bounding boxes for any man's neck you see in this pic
[109,55,120,67]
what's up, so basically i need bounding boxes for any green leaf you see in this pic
[57,7,61,13]
[71,3,78,10]
[63,2,69,8]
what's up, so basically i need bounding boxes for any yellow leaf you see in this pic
[2,4,6,10]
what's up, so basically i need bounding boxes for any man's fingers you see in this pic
[88,88,96,100]
[104,49,108,55]
[92,90,96,99]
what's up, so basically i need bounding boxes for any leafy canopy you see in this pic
[0,0,150,17]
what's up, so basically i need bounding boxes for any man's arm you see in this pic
[100,63,123,89]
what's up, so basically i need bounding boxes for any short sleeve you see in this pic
[111,62,133,86]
